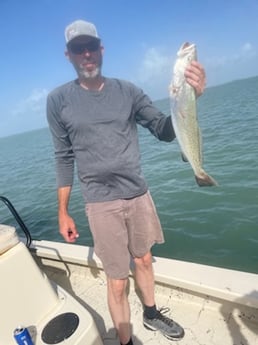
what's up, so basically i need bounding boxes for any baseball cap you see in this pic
[65,19,100,44]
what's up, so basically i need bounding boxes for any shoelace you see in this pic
[156,307,175,326]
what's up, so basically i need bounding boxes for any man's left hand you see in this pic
[185,61,206,97]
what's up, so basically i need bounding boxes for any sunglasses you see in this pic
[68,40,100,55]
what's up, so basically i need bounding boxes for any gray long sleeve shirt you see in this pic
[47,78,175,203]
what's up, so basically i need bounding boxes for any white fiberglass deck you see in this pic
[33,240,258,345]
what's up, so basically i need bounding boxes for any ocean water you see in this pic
[0,76,257,274]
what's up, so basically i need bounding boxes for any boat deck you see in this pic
[32,240,258,345]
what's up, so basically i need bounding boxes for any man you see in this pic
[47,19,206,345]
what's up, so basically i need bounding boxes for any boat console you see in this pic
[0,224,103,345]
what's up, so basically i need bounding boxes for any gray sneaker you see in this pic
[143,307,185,340]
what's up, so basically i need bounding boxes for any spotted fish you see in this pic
[169,42,217,186]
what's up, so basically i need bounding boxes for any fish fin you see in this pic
[181,152,188,162]
[195,170,218,187]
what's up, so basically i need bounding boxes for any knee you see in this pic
[108,278,128,303]
[134,251,153,270]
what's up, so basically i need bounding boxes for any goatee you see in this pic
[79,66,101,79]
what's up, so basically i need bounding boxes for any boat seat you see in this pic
[0,224,103,345]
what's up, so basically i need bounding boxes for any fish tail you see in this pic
[195,169,218,187]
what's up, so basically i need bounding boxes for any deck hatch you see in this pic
[41,312,79,344]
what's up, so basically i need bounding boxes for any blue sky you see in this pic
[1,0,258,138]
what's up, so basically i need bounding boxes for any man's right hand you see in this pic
[57,186,79,242]
[59,213,79,243]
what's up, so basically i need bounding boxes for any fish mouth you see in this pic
[179,42,195,52]
[182,42,191,49]
[178,42,196,56]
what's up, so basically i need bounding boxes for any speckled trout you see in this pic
[169,42,217,186]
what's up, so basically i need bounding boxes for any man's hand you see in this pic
[59,213,79,243]
[57,186,79,242]
[185,61,206,97]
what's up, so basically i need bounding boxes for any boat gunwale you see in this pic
[30,239,258,310]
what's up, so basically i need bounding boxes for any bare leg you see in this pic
[134,251,155,307]
[107,277,131,344]
[134,251,185,340]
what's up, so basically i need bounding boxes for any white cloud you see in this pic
[240,42,256,58]
[134,46,173,99]
[206,42,257,68]
[137,47,172,82]
[0,88,49,137]
[242,42,253,52]
[204,42,258,86]
[12,88,48,115]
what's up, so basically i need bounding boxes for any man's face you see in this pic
[66,36,103,79]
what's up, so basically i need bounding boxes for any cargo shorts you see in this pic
[85,191,164,279]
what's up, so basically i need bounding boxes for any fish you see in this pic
[169,42,218,187]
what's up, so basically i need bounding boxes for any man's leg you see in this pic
[134,251,155,306]
[107,277,132,345]
[134,251,185,340]
[86,200,134,344]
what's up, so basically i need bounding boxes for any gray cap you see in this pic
[65,19,100,44]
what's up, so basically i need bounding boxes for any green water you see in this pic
[1,77,257,273]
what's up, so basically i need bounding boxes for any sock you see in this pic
[144,304,158,319]
[120,337,133,345]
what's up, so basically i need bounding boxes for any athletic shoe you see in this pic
[143,307,185,340]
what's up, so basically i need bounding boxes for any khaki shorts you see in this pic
[85,191,164,279]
